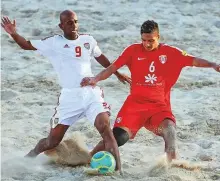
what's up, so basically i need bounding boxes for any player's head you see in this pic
[140,20,160,51]
[59,10,78,37]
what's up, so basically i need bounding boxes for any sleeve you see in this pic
[173,47,194,68]
[112,45,132,69]
[91,36,102,58]
[30,35,56,56]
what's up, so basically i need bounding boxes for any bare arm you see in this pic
[95,64,118,82]
[1,16,36,50]
[192,57,220,72]
[11,34,36,50]
[95,54,131,84]
[81,64,118,87]
[95,54,111,68]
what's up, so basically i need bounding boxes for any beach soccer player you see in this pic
[1,10,132,172]
[81,20,220,162]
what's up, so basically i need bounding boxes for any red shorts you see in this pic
[113,95,176,138]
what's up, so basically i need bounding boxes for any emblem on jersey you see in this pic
[84,43,90,50]
[159,55,167,64]
[115,117,122,123]
[182,51,188,56]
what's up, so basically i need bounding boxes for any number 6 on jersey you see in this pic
[149,61,155,72]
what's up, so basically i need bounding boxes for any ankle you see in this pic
[25,149,38,157]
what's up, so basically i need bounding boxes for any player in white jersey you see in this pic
[1,10,130,172]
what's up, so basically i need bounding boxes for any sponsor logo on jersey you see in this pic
[138,57,146,60]
[145,74,157,84]
[84,43,90,50]
[64,44,70,48]
[159,55,167,64]
[182,51,188,56]
[115,117,122,123]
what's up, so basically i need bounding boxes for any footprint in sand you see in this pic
[198,153,213,161]
[206,119,220,135]
[197,140,213,149]
[1,90,18,101]
[214,21,220,28]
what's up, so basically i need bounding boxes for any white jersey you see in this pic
[30,34,102,89]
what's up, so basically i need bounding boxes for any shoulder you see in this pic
[79,33,94,40]
[122,43,142,53]
[78,33,98,44]
[159,43,186,55]
[159,43,176,50]
[41,34,62,41]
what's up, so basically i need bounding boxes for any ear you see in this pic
[58,23,63,30]
[157,34,160,40]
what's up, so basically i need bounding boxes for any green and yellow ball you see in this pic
[90,151,116,174]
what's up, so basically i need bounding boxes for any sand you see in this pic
[1,0,220,180]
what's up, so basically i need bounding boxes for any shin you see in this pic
[159,119,177,162]
[26,124,69,157]
[94,113,117,153]
[94,112,121,171]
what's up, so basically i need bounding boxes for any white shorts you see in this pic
[50,86,110,128]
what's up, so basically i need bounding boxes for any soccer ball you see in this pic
[90,151,116,174]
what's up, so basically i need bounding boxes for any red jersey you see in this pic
[113,43,194,106]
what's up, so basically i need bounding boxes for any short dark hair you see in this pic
[140,20,159,34]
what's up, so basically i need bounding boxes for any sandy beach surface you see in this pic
[1,0,220,180]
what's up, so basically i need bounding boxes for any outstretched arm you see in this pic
[193,57,220,72]
[1,16,36,50]
[95,54,131,84]
[81,64,118,87]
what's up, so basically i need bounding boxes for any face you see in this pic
[141,31,160,51]
[59,13,79,36]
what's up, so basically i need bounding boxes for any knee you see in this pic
[113,127,129,147]
[161,120,176,138]
[94,113,110,133]
[160,119,175,128]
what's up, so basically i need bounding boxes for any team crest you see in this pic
[159,55,167,64]
[84,43,90,50]
[115,117,122,123]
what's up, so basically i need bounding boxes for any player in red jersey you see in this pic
[81,20,220,162]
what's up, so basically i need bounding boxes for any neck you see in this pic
[153,43,160,50]
[64,33,79,40]
[143,43,160,52]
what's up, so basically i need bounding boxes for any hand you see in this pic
[80,77,97,87]
[213,64,220,72]
[1,16,17,35]
[115,72,131,85]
